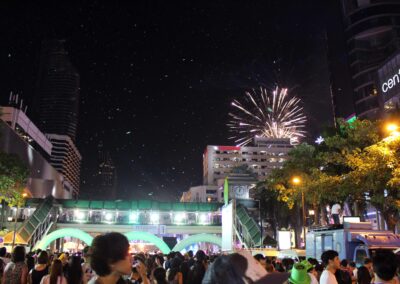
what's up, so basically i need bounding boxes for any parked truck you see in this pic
[306,221,400,266]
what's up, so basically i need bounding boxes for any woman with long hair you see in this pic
[65,256,84,284]
[40,259,67,284]
[153,267,168,284]
[167,257,183,284]
[2,245,28,284]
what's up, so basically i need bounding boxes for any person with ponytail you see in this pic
[40,259,67,284]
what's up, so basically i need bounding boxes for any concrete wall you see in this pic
[0,121,72,199]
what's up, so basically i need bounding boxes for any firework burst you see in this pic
[228,86,306,146]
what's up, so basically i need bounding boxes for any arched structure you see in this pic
[172,234,222,252]
[34,228,93,250]
[124,231,171,254]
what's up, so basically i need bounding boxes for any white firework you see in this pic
[228,86,306,146]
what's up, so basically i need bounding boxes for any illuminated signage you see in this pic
[381,69,400,93]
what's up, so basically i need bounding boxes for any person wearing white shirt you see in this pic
[331,203,341,224]
[320,250,340,284]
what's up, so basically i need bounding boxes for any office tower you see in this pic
[97,141,117,199]
[34,40,82,196]
[331,1,400,119]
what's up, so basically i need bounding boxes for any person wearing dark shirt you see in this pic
[29,251,49,284]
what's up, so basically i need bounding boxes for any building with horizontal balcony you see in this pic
[339,0,400,119]
[46,134,81,198]
[203,137,292,185]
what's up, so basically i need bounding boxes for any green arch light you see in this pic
[124,231,171,254]
[34,228,94,250]
[172,233,222,252]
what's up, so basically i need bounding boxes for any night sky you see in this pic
[0,1,334,201]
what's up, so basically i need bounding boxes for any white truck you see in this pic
[306,221,400,266]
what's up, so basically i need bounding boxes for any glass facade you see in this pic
[341,0,400,118]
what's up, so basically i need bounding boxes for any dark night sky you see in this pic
[0,1,334,201]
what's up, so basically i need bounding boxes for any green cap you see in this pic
[300,260,314,271]
[288,263,311,284]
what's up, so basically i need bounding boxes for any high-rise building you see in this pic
[96,141,117,199]
[203,137,292,186]
[46,134,81,198]
[331,1,400,119]
[325,0,355,121]
[34,40,82,196]
[34,40,80,141]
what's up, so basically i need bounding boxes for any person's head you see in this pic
[26,255,35,270]
[90,232,131,277]
[155,254,164,267]
[349,261,356,269]
[82,246,90,258]
[11,246,25,263]
[254,254,267,270]
[340,259,348,268]
[307,258,318,267]
[373,252,397,282]
[265,261,274,273]
[66,255,83,283]
[188,250,194,258]
[202,255,247,284]
[282,258,295,272]
[168,257,183,281]
[50,259,63,282]
[0,247,6,257]
[153,267,167,284]
[58,253,68,265]
[321,250,340,270]
[37,251,49,265]
[364,257,373,271]
[195,250,206,263]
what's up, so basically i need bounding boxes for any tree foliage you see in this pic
[256,118,400,230]
[0,152,29,207]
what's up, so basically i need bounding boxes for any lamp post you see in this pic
[292,176,306,248]
[12,192,27,249]
[384,123,399,139]
[385,123,398,133]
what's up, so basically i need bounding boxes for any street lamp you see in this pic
[291,176,306,248]
[11,192,28,249]
[383,123,400,141]
[292,177,301,185]
[385,123,398,133]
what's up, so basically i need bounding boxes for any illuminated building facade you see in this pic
[336,1,400,119]
[0,106,72,198]
[203,137,292,185]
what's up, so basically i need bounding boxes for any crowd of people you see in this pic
[0,232,399,284]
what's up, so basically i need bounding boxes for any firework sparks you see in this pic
[227,86,306,146]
